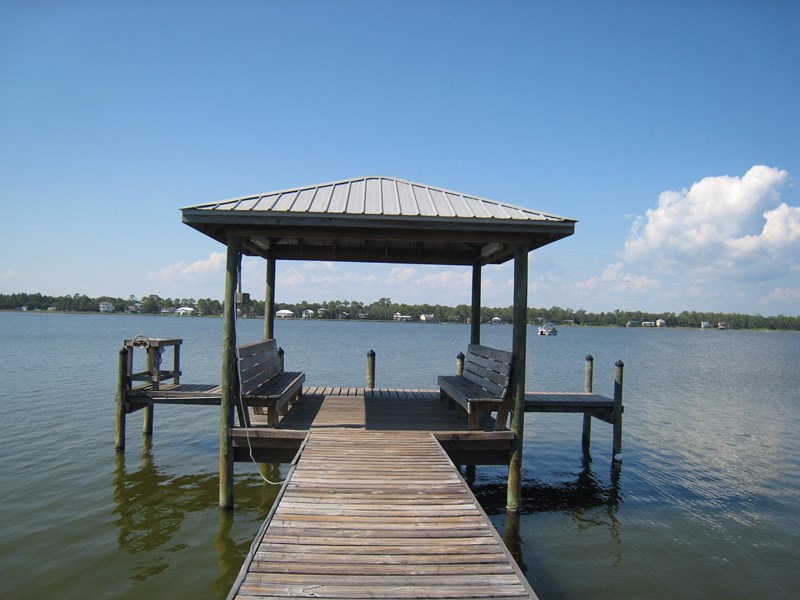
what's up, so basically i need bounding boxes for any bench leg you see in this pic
[267,399,278,427]
[494,405,510,431]
[467,405,480,430]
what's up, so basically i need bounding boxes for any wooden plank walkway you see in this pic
[236,388,514,465]
[230,428,537,599]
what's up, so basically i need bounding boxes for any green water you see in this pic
[1,312,798,598]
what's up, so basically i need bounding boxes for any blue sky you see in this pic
[2,1,799,315]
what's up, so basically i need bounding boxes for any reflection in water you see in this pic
[472,452,623,573]
[112,442,281,594]
[502,510,525,576]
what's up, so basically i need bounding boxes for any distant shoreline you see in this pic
[3,308,797,332]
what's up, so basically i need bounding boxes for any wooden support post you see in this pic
[264,253,276,340]
[278,346,285,371]
[220,236,240,510]
[115,347,128,452]
[456,351,465,376]
[143,346,158,436]
[582,355,594,449]
[613,360,624,461]
[507,245,528,513]
[366,349,376,389]
[470,263,481,345]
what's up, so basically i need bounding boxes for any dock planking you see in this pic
[229,429,537,599]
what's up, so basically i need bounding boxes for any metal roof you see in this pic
[181,176,576,266]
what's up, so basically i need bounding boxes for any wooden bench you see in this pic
[438,344,513,430]
[238,339,304,427]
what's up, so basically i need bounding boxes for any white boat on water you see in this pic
[538,323,558,336]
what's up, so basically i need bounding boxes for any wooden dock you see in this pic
[116,343,622,600]
[229,428,537,599]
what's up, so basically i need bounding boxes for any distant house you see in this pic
[276,309,295,319]
[491,316,503,324]
[626,320,639,327]
[317,308,327,317]
[301,309,315,319]
[655,319,666,327]
[419,314,436,322]
[393,312,411,322]
[700,321,712,329]
[175,306,195,316]
[642,321,656,327]
[99,302,115,313]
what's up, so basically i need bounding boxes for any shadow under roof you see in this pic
[181,176,576,266]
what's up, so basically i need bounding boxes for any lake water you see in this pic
[1,311,798,599]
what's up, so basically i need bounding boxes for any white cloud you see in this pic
[623,165,794,280]
[761,287,800,305]
[151,252,226,282]
[576,262,661,296]
[0,270,16,282]
[387,266,417,285]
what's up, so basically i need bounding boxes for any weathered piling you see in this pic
[456,351,465,376]
[366,349,376,389]
[613,360,624,460]
[264,253,276,340]
[507,244,528,512]
[142,347,157,436]
[582,354,594,448]
[115,347,128,451]
[220,236,239,509]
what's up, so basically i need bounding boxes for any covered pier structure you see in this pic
[180,175,577,512]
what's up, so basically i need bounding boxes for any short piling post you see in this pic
[582,355,594,449]
[366,349,376,389]
[278,347,285,371]
[456,352,465,376]
[115,347,128,452]
[143,346,158,437]
[612,360,624,461]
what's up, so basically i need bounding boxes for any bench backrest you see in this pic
[238,339,282,395]
[463,343,513,399]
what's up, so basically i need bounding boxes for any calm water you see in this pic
[1,312,798,599]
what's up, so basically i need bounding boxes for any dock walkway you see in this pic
[229,428,536,599]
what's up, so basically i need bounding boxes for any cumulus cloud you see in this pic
[623,165,795,280]
[278,263,378,291]
[387,266,417,285]
[576,262,661,296]
[761,287,800,305]
[151,252,226,282]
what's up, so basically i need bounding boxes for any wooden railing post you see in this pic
[115,347,128,452]
[366,349,376,389]
[613,360,624,461]
[582,355,594,449]
[278,347,285,371]
[456,352,465,376]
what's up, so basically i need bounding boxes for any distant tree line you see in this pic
[1,292,798,330]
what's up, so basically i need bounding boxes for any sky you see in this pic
[2,1,799,315]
